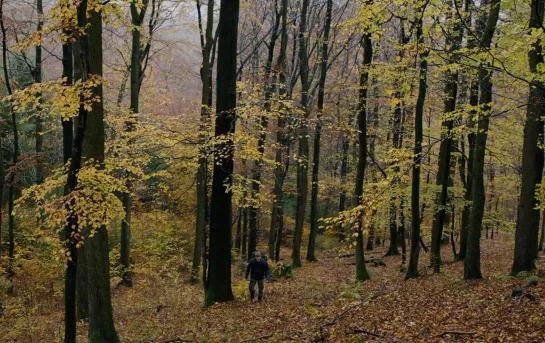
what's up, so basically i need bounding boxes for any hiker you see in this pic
[245,251,270,302]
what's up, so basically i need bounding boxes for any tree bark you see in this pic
[511,0,545,274]
[464,0,500,280]
[269,0,289,261]
[405,13,428,280]
[292,0,311,268]
[35,0,44,185]
[459,0,486,261]
[430,1,463,272]
[61,24,78,343]
[191,0,214,284]
[539,210,545,252]
[248,4,280,261]
[0,0,18,293]
[204,0,239,306]
[81,4,120,341]
[307,0,333,261]
[353,31,372,282]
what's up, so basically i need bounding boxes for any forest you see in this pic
[0,0,545,341]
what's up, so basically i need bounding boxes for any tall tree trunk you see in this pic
[464,0,500,280]
[386,20,409,257]
[292,0,311,268]
[430,1,463,272]
[269,0,289,260]
[235,208,242,253]
[242,207,248,257]
[511,0,545,274]
[366,104,379,251]
[1,0,19,293]
[204,0,239,306]
[72,38,88,322]
[119,0,148,289]
[399,196,407,265]
[354,31,373,282]
[61,25,78,343]
[307,0,332,261]
[405,13,428,280]
[539,209,545,252]
[249,4,280,261]
[191,0,214,284]
[459,0,486,261]
[35,0,44,185]
[81,4,120,341]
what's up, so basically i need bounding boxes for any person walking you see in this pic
[245,251,270,302]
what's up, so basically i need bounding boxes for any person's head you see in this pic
[254,251,262,261]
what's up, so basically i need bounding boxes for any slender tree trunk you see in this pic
[269,0,289,260]
[242,208,248,257]
[235,208,242,253]
[35,0,44,185]
[353,31,372,282]
[307,0,333,262]
[464,0,500,280]
[405,14,428,280]
[430,2,463,272]
[205,0,239,306]
[292,0,311,268]
[81,4,120,341]
[365,103,379,250]
[191,0,214,284]
[459,0,486,261]
[248,5,280,261]
[539,210,545,252]
[512,0,545,274]
[71,38,88,322]
[399,196,407,265]
[61,27,78,343]
[1,0,18,293]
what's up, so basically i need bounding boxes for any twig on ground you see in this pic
[159,338,194,343]
[239,333,274,342]
[347,328,383,337]
[437,331,477,337]
[317,281,389,342]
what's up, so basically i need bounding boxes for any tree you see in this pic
[81,1,120,340]
[354,26,373,282]
[191,0,215,284]
[1,0,19,293]
[430,0,463,273]
[307,0,333,262]
[405,9,428,280]
[204,0,239,306]
[511,0,545,275]
[292,0,310,268]
[464,0,500,280]
[269,0,289,261]
[248,2,280,260]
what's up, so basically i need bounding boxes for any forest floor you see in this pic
[2,236,545,343]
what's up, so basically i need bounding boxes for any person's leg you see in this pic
[257,279,264,302]
[249,278,256,300]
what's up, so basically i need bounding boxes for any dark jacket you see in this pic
[245,258,270,280]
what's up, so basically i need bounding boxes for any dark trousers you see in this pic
[249,278,264,300]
